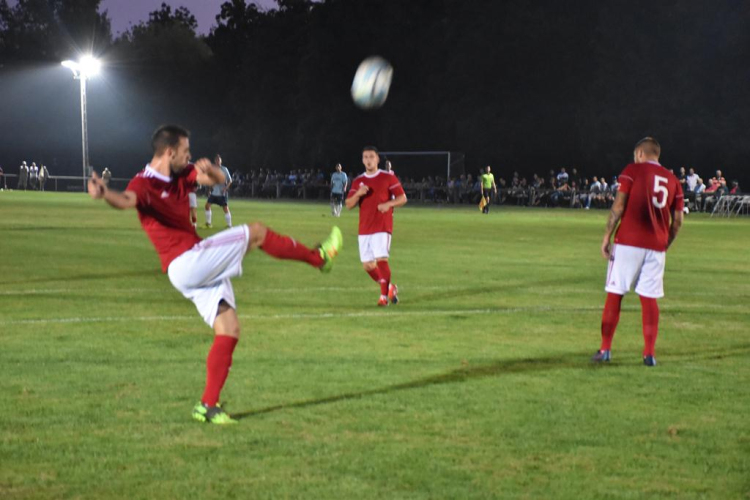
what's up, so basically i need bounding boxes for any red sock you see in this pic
[201,335,238,407]
[260,229,323,268]
[640,296,660,356]
[366,267,381,283]
[601,293,623,351]
[377,260,391,296]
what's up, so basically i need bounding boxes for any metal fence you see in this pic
[2,173,744,216]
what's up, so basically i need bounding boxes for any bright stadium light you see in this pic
[61,55,101,191]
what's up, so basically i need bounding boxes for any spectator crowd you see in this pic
[3,158,743,215]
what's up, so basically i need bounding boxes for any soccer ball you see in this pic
[351,56,393,110]
[683,206,690,214]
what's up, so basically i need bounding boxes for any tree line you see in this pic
[1,0,748,186]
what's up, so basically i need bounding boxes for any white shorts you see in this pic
[358,232,391,263]
[605,243,666,299]
[188,192,197,208]
[167,225,250,327]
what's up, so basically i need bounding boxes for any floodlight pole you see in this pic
[79,75,89,192]
[62,58,98,192]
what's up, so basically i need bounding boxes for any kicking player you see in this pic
[346,146,407,306]
[593,137,683,366]
[88,125,342,424]
[330,163,348,217]
[204,154,232,228]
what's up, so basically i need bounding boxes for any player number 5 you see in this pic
[652,175,668,209]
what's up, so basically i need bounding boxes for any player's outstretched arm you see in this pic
[667,209,684,250]
[88,171,137,210]
[601,191,628,259]
[194,158,226,187]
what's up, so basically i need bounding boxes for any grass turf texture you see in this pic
[1,191,748,499]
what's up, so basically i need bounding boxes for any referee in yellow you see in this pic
[480,165,498,214]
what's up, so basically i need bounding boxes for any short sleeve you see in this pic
[671,176,685,212]
[617,165,635,195]
[178,164,198,190]
[126,176,148,208]
[347,178,360,198]
[389,173,406,197]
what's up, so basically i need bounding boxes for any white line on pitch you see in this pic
[2,303,744,326]
[1,306,587,326]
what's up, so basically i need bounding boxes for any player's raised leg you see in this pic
[246,221,342,272]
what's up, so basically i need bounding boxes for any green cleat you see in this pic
[192,402,237,424]
[318,226,343,273]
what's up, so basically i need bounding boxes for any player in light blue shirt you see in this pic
[204,154,233,228]
[330,163,348,217]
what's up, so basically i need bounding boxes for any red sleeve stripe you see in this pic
[388,184,402,190]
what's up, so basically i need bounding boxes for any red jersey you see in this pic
[347,169,405,235]
[615,161,684,252]
[126,164,202,272]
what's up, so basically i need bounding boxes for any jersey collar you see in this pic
[363,169,382,178]
[145,164,172,183]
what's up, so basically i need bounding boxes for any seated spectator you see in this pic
[556,167,569,185]
[702,178,720,211]
[585,176,602,209]
[685,167,698,192]
[729,180,741,195]
[678,167,687,193]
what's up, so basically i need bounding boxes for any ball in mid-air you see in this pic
[351,56,393,110]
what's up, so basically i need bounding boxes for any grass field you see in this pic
[1,191,749,499]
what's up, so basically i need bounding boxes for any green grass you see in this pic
[1,191,748,499]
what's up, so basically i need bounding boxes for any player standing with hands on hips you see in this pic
[204,154,232,228]
[330,163,348,217]
[87,125,342,424]
[347,146,407,307]
[593,137,683,367]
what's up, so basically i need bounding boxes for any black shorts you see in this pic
[331,192,343,203]
[207,194,228,207]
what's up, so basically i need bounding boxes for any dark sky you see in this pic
[6,0,280,35]
[101,0,278,34]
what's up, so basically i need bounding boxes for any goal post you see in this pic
[379,151,465,182]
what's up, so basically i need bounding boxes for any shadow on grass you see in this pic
[232,344,750,420]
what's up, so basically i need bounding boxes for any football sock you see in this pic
[366,267,381,283]
[205,210,212,225]
[224,211,232,228]
[377,260,391,297]
[640,296,660,356]
[260,229,324,267]
[202,335,238,407]
[601,292,623,351]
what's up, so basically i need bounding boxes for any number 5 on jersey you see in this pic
[652,175,668,208]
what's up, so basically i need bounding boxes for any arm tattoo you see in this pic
[605,208,621,235]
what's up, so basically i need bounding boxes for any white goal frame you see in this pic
[379,151,454,180]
